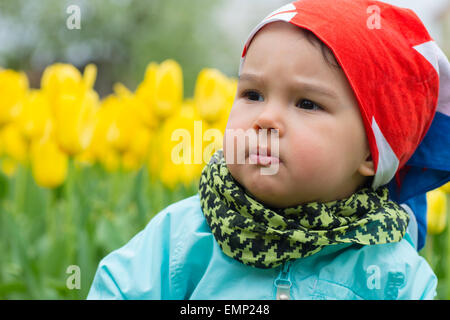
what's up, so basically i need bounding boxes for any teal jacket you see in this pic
[87,194,437,300]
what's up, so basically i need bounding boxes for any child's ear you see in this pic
[358,152,375,177]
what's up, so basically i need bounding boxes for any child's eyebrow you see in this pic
[239,73,266,87]
[239,72,338,99]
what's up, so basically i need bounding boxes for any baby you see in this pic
[88,0,450,300]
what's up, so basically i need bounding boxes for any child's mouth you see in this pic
[248,148,280,166]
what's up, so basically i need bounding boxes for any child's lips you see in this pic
[248,152,280,166]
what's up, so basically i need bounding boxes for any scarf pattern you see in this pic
[199,150,410,269]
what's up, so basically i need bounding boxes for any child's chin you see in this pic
[248,191,292,209]
[243,179,287,207]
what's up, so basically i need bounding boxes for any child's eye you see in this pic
[243,90,264,102]
[296,99,322,111]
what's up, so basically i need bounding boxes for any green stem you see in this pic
[426,235,434,268]
[13,164,27,216]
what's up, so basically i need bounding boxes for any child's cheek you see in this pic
[223,104,260,159]
[225,103,252,131]
[289,134,343,183]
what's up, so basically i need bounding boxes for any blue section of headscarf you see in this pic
[387,111,450,250]
[402,194,427,251]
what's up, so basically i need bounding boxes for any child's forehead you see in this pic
[242,21,340,76]
[242,26,348,95]
[247,21,308,48]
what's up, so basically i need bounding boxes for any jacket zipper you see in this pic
[274,261,292,300]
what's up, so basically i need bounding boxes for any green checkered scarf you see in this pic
[199,149,410,269]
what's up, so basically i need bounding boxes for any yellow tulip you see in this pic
[0,69,29,125]
[128,125,152,162]
[136,60,183,120]
[0,123,28,163]
[135,62,158,109]
[101,148,120,172]
[52,89,99,156]
[119,124,152,172]
[41,63,96,97]
[74,149,96,169]
[122,151,141,172]
[87,96,117,162]
[30,136,68,188]
[113,82,132,97]
[99,83,154,173]
[41,63,84,109]
[156,60,183,119]
[159,102,200,163]
[133,94,158,130]
[441,181,450,194]
[426,188,448,235]
[87,91,144,169]
[154,102,208,188]
[209,109,229,138]
[41,63,99,156]
[103,84,143,153]
[194,69,235,123]
[16,90,53,141]
[201,120,224,165]
[83,63,97,90]
[1,157,18,177]
[224,78,237,115]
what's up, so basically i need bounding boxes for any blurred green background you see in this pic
[0,0,286,98]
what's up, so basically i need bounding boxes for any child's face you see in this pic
[223,22,374,208]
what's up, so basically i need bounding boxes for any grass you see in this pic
[0,159,197,299]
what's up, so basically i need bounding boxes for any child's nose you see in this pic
[252,103,285,137]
